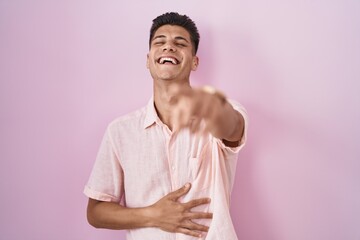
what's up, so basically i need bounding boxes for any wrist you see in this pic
[141,205,158,228]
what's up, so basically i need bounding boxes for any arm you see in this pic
[87,198,151,230]
[87,183,212,238]
[172,86,245,147]
[206,96,245,146]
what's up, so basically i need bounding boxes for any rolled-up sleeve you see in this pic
[84,126,124,204]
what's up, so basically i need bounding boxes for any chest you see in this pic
[116,128,214,206]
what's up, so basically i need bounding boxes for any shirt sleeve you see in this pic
[83,126,125,204]
[215,99,249,154]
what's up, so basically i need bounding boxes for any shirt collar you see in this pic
[143,97,159,129]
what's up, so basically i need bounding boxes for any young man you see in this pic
[84,12,248,240]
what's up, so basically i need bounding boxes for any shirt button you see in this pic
[172,165,175,170]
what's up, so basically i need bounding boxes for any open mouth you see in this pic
[157,57,180,65]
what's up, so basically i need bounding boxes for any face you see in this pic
[147,25,199,82]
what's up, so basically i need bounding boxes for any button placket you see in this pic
[162,125,177,190]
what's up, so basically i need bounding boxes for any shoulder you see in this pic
[107,106,147,134]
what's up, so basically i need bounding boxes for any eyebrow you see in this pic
[152,35,190,43]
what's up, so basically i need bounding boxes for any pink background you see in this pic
[1,0,359,239]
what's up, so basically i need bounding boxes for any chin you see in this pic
[160,77,176,81]
[158,73,177,81]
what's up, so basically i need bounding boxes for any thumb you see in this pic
[168,183,191,201]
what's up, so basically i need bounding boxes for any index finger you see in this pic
[167,183,191,201]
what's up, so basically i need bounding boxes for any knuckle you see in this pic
[176,204,185,212]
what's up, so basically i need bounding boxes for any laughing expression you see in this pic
[147,25,199,82]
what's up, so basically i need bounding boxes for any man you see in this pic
[84,12,248,239]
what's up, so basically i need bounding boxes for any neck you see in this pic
[153,79,191,130]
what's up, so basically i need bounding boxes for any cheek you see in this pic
[147,53,156,68]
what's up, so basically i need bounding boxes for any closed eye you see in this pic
[154,41,165,46]
[176,43,187,47]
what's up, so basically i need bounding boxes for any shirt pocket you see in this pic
[189,154,213,192]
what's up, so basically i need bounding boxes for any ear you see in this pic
[191,56,199,71]
[146,54,150,69]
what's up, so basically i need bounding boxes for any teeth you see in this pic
[159,57,177,64]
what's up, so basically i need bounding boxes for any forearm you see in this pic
[86,184,212,237]
[211,101,245,143]
[87,198,154,230]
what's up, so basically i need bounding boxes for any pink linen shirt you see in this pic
[84,98,248,240]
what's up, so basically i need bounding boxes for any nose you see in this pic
[162,42,176,52]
